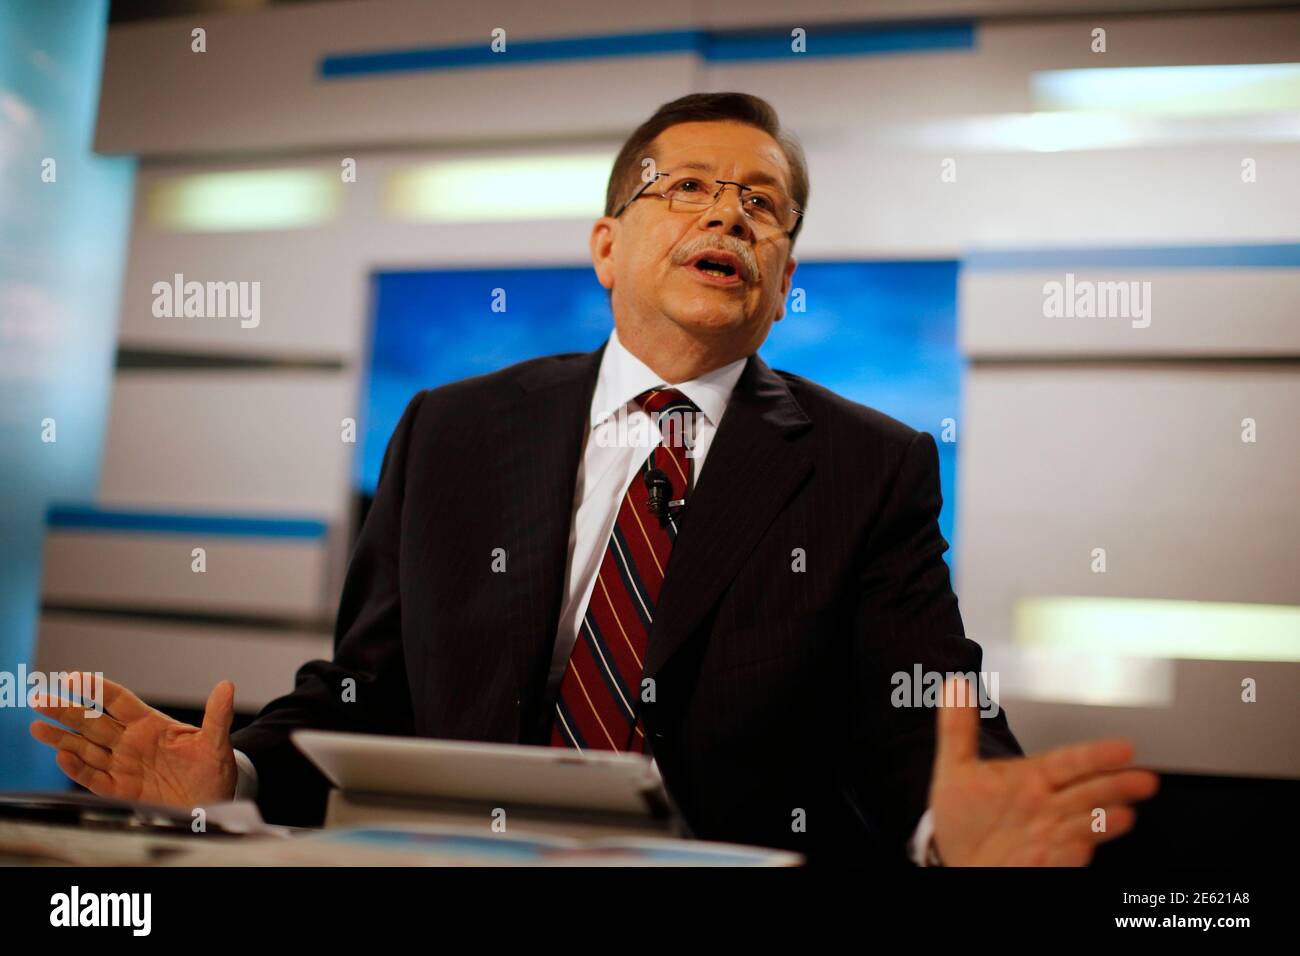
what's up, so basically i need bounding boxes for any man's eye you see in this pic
[747,194,776,212]
[676,178,703,192]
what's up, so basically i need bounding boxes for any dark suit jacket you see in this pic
[232,341,1023,864]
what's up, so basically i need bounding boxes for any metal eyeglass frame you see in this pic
[613,170,804,241]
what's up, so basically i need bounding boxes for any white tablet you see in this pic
[291,729,674,817]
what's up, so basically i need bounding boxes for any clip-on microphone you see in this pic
[643,465,686,526]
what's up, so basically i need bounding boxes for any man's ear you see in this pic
[590,216,618,292]
[773,254,798,323]
[782,254,798,295]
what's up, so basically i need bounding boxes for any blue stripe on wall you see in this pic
[320,23,974,78]
[321,29,700,77]
[965,243,1300,271]
[704,23,974,61]
[47,505,328,539]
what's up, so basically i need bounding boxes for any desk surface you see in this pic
[0,819,800,867]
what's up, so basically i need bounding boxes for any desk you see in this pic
[0,818,801,866]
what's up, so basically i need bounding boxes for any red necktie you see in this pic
[550,387,697,753]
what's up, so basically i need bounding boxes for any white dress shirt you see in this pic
[543,326,746,714]
[234,327,936,863]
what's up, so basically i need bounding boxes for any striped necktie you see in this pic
[550,387,698,754]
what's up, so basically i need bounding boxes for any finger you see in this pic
[1053,804,1138,846]
[54,749,116,796]
[89,672,153,723]
[1050,769,1160,815]
[1034,738,1137,789]
[29,721,113,772]
[934,676,980,770]
[200,680,235,744]
[30,694,124,747]
[28,671,115,718]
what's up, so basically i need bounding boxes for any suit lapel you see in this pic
[497,343,606,722]
[645,352,814,679]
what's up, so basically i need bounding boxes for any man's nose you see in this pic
[700,185,754,240]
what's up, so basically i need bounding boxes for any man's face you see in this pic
[591,120,799,357]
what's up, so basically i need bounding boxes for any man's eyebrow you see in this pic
[670,159,787,191]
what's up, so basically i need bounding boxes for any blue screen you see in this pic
[359,261,961,553]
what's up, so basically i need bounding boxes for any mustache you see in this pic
[674,240,758,282]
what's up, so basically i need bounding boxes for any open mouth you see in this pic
[694,258,738,278]
[685,253,745,285]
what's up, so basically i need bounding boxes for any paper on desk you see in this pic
[197,799,297,836]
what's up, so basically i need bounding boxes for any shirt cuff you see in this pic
[908,807,937,866]
[232,748,259,802]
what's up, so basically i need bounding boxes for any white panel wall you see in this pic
[118,195,367,358]
[704,0,1284,27]
[36,612,332,710]
[959,365,1300,638]
[962,269,1300,356]
[97,371,356,516]
[42,532,331,619]
[96,0,699,155]
[117,147,609,360]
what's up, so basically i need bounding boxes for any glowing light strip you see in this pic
[1015,596,1300,662]
[1032,63,1300,115]
[148,169,341,232]
[385,154,613,223]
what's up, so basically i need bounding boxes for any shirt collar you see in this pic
[590,327,748,430]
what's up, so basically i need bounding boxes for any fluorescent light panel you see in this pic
[384,153,614,223]
[1032,63,1300,115]
[1015,596,1300,663]
[148,169,341,232]
[892,111,1300,152]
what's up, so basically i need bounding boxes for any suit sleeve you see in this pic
[229,389,427,827]
[843,429,1023,861]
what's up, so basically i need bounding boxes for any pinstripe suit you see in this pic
[232,338,1022,865]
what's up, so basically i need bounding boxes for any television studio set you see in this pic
[0,0,1295,937]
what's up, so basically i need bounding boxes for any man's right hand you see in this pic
[29,674,238,810]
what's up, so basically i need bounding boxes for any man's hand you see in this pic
[929,677,1159,866]
[29,674,239,810]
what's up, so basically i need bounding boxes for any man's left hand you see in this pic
[928,677,1160,866]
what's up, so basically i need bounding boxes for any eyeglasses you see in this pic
[613,170,804,240]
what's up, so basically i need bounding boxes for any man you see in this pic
[31,92,1157,866]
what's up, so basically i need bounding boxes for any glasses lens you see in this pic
[663,176,793,231]
[661,175,711,204]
